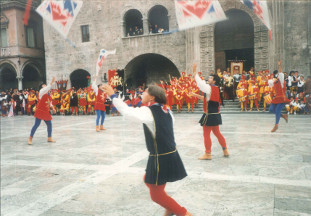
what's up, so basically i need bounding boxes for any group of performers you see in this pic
[236,69,274,112]
[27,60,291,216]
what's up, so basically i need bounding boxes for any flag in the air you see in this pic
[96,49,117,76]
[36,0,83,38]
[240,0,272,39]
[8,104,14,117]
[175,0,227,31]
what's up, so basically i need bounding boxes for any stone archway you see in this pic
[70,70,91,89]
[22,63,42,89]
[200,2,269,73]
[124,53,179,89]
[214,9,254,72]
[0,63,18,90]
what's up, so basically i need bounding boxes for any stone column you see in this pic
[142,18,149,35]
[16,76,23,90]
[121,21,126,37]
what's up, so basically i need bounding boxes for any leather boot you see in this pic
[28,136,33,145]
[281,114,288,123]
[198,153,212,160]
[223,148,230,157]
[271,124,278,132]
[100,125,106,130]
[47,137,56,142]
[96,126,100,132]
[163,209,173,216]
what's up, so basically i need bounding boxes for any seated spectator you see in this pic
[149,27,153,34]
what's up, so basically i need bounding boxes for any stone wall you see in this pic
[43,0,311,86]
[43,0,186,86]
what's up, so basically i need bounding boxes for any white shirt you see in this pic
[39,84,51,99]
[287,76,293,86]
[297,80,305,88]
[195,74,211,101]
[112,98,174,135]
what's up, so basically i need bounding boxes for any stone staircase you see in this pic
[172,99,269,114]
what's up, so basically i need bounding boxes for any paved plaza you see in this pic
[1,113,311,216]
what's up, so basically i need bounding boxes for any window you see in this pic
[0,28,8,47]
[26,26,35,48]
[148,5,169,34]
[124,9,143,37]
[81,25,90,42]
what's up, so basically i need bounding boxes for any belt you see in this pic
[149,149,177,157]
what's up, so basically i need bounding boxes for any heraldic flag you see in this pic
[36,0,83,38]
[240,0,272,40]
[96,49,117,76]
[175,0,227,31]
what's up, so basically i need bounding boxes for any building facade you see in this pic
[1,0,310,90]
[0,0,45,90]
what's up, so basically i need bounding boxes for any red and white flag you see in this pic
[96,49,116,76]
[36,0,83,38]
[240,0,272,40]
[8,104,14,117]
[175,0,227,31]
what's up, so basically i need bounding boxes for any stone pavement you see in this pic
[1,113,311,216]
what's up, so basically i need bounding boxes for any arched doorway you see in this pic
[148,5,169,33]
[70,70,91,89]
[124,53,179,89]
[0,63,18,90]
[22,64,42,89]
[124,9,143,37]
[214,9,254,72]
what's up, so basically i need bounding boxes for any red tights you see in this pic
[203,125,227,153]
[145,181,187,216]
[71,107,77,113]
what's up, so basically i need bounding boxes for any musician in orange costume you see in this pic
[27,90,37,115]
[166,85,174,110]
[28,77,56,145]
[236,75,248,111]
[51,89,60,114]
[87,88,96,114]
[248,75,260,111]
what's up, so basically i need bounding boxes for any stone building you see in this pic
[1,0,310,90]
[0,0,45,90]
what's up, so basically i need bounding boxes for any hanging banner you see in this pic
[175,0,227,31]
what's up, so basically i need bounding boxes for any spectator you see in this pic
[153,24,158,33]
[128,27,133,36]
[297,75,305,93]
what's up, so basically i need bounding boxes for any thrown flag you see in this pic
[175,0,226,31]
[240,0,272,40]
[96,49,117,76]
[36,0,83,38]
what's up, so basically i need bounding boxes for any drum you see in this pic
[236,89,245,102]
[248,93,257,100]
[264,94,272,104]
